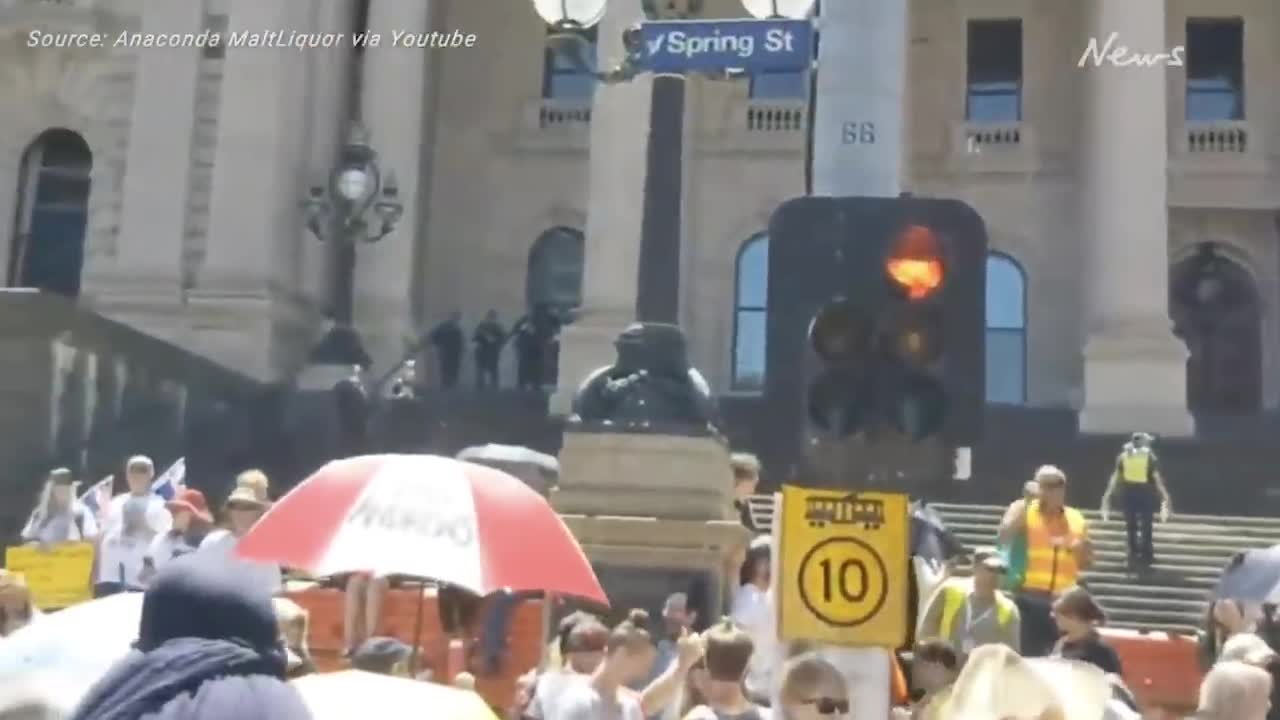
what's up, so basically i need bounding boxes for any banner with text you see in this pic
[4,542,95,609]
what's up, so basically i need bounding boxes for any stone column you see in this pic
[354,0,431,374]
[811,0,907,196]
[551,3,653,414]
[1078,0,1193,436]
[192,0,310,378]
[302,0,357,305]
[110,0,203,305]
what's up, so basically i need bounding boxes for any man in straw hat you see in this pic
[21,467,98,547]
[198,470,282,596]
[946,643,1111,720]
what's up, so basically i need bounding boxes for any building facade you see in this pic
[1,0,1277,431]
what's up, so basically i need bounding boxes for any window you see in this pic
[749,70,808,100]
[526,227,585,314]
[542,27,597,100]
[9,128,91,297]
[732,233,768,391]
[966,19,1022,123]
[1186,18,1244,122]
[985,252,1026,404]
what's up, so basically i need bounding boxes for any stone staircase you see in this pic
[933,503,1280,634]
[746,496,1280,635]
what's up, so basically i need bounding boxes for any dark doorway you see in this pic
[1171,243,1262,414]
[526,226,584,315]
[8,128,92,297]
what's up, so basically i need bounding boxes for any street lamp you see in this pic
[302,124,404,368]
[741,0,815,18]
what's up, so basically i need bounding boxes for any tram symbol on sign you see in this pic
[804,493,885,530]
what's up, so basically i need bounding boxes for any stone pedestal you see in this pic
[554,433,735,520]
[554,431,748,622]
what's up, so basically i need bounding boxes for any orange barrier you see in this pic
[1099,628,1202,714]
[287,585,545,711]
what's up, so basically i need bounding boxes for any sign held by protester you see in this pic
[777,485,909,647]
[4,541,95,609]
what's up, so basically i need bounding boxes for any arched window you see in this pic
[732,233,768,390]
[9,128,92,297]
[985,252,1027,404]
[526,226,585,314]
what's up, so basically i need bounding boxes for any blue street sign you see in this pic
[639,18,813,74]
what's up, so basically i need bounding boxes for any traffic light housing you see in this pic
[764,195,987,461]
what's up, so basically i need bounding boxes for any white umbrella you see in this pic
[457,444,558,474]
[291,670,499,719]
[0,592,143,704]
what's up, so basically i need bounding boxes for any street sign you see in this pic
[777,485,909,648]
[639,18,813,74]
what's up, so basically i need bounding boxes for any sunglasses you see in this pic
[804,698,849,715]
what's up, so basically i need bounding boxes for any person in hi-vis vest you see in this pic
[917,547,1021,655]
[997,465,1093,657]
[1100,432,1172,570]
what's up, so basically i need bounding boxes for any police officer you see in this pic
[1100,432,1172,570]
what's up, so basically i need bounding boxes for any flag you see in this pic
[151,458,186,500]
[79,475,114,516]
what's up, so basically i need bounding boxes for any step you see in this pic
[1097,595,1207,614]
[1105,607,1204,627]
[943,520,1280,546]
[1054,581,1208,602]
[930,503,1280,528]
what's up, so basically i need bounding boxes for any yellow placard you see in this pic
[777,485,909,648]
[4,542,95,609]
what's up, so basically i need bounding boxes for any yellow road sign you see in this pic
[777,485,909,648]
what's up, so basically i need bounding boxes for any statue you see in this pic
[570,323,721,436]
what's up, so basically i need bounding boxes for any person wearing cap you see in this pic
[95,495,158,596]
[21,467,98,547]
[140,488,215,584]
[918,548,1021,655]
[198,472,282,596]
[998,465,1093,657]
[101,455,172,539]
[1100,431,1172,570]
[351,636,414,677]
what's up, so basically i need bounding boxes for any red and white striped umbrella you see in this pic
[236,454,608,605]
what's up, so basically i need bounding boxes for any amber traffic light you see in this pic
[766,194,987,449]
[886,224,945,301]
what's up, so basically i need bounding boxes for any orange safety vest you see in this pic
[1023,500,1086,595]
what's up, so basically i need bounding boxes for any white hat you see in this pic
[945,644,1110,720]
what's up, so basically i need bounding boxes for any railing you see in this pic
[1184,121,1249,155]
[743,101,806,134]
[950,121,1038,173]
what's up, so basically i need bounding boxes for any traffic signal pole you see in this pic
[798,2,909,716]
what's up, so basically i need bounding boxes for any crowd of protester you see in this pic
[3,453,1280,718]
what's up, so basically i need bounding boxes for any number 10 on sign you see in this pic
[777,485,909,648]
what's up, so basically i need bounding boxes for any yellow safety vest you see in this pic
[938,584,1015,639]
[1023,501,1086,594]
[1120,449,1151,484]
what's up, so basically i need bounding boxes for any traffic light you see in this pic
[764,195,987,453]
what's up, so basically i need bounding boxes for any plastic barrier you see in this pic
[1099,628,1202,714]
[286,585,545,711]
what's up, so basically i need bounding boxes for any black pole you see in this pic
[331,238,357,325]
[804,2,820,195]
[634,74,686,324]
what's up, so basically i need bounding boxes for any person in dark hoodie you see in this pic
[69,553,309,720]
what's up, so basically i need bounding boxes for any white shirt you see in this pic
[146,532,196,574]
[21,503,98,545]
[731,583,777,700]
[198,529,282,596]
[102,493,171,538]
[547,676,645,720]
[97,531,153,586]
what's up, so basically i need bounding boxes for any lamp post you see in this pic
[302,124,405,368]
[530,0,813,323]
